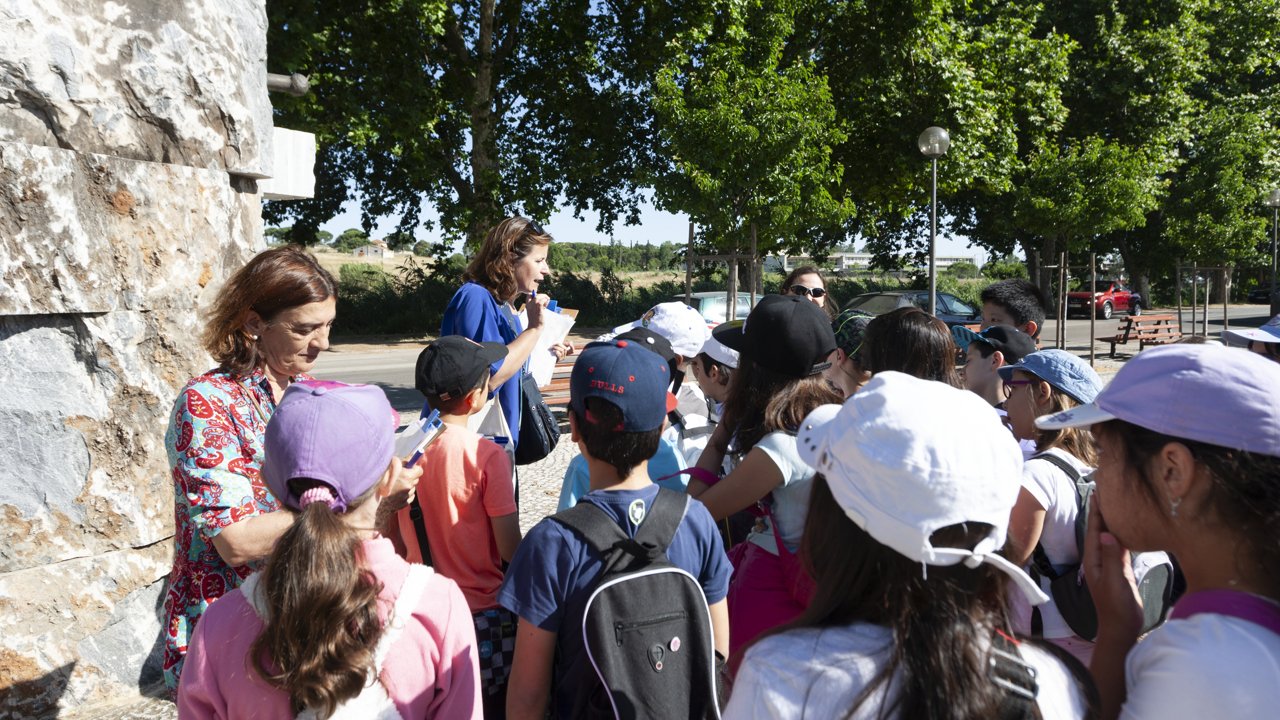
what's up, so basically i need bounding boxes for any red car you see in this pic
[1066,280,1143,320]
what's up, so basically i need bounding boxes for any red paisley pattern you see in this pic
[161,367,309,690]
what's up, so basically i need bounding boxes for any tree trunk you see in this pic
[1115,236,1151,306]
[465,0,502,248]
[1210,265,1231,304]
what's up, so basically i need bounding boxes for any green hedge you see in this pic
[334,261,994,337]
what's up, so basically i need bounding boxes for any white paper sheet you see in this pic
[521,304,576,387]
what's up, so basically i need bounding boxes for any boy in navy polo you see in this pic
[500,340,732,720]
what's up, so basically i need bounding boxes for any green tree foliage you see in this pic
[332,228,371,253]
[650,0,854,258]
[809,0,1073,264]
[264,0,713,246]
[548,241,682,273]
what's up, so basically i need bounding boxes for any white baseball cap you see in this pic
[1224,314,1280,345]
[610,301,710,358]
[797,372,1048,605]
[698,327,740,369]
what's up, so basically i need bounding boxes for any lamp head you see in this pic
[1265,189,1280,209]
[918,126,951,159]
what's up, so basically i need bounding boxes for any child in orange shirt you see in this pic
[398,335,523,718]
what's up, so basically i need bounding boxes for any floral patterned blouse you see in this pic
[161,366,304,690]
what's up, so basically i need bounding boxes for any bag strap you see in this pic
[1027,452,1088,574]
[1169,589,1280,636]
[408,493,433,567]
[552,488,687,570]
[989,631,1040,720]
[1026,452,1086,638]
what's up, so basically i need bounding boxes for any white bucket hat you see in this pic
[797,372,1048,605]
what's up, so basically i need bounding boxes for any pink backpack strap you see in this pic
[1169,589,1280,636]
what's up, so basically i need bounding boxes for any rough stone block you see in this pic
[0,0,272,176]
[0,142,262,315]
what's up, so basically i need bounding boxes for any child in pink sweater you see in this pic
[178,381,482,719]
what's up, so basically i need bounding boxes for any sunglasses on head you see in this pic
[521,217,546,236]
[788,285,827,298]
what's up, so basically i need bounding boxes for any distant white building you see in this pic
[353,239,392,260]
[764,252,976,274]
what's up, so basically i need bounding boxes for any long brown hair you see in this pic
[202,246,337,377]
[463,217,553,302]
[721,356,842,453]
[251,483,383,716]
[862,306,962,387]
[765,477,1095,719]
[1030,389,1097,465]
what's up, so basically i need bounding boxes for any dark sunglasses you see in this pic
[522,217,546,236]
[788,284,827,298]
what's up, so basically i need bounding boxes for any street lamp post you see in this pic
[918,126,951,317]
[1267,189,1280,317]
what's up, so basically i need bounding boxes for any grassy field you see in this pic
[311,246,419,276]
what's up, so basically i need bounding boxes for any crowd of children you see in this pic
[172,256,1280,720]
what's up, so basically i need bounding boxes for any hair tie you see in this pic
[299,486,337,509]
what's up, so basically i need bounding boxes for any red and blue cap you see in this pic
[570,340,677,432]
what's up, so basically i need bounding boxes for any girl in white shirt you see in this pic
[1036,344,1280,720]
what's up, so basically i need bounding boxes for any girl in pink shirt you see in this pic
[178,381,482,719]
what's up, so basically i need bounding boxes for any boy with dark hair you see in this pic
[961,325,1037,408]
[980,278,1048,339]
[502,340,732,720]
[400,335,522,717]
[960,325,1040,460]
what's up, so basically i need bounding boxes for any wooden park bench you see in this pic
[540,354,578,406]
[1105,313,1182,357]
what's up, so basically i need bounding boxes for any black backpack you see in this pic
[551,488,721,720]
[1028,453,1175,640]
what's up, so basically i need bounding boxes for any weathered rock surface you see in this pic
[0,1,272,716]
[0,143,260,316]
[0,0,272,177]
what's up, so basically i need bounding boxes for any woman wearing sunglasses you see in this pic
[781,265,834,318]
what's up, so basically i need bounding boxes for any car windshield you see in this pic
[1084,281,1120,292]
[848,294,905,315]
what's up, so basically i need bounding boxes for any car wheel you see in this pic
[1131,300,1142,316]
[1098,301,1113,320]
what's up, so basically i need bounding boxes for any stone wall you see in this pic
[0,1,273,716]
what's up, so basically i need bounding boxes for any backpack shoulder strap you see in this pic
[551,499,631,558]
[1029,451,1090,515]
[633,488,689,552]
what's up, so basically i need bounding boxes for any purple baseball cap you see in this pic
[263,380,398,512]
[571,339,677,432]
[1036,344,1280,458]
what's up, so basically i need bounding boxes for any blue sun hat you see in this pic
[997,349,1103,405]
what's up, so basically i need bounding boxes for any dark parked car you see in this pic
[843,291,980,327]
[1248,286,1273,304]
[1066,280,1143,320]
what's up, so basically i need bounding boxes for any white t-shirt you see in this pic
[1120,613,1280,719]
[725,623,1088,720]
[748,431,814,554]
[1011,448,1093,639]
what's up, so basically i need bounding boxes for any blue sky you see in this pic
[319,196,989,263]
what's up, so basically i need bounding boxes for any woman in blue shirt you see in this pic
[440,217,568,452]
